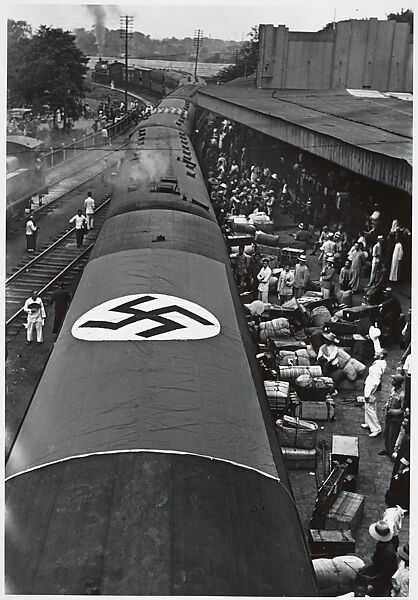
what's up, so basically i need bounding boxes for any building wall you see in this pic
[256,19,413,91]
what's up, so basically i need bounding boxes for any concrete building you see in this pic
[256,19,413,92]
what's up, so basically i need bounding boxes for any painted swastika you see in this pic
[72,294,221,341]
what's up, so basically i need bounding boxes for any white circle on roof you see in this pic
[71,294,221,341]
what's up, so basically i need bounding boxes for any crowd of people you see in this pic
[196,115,411,597]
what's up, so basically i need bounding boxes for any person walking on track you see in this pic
[25,213,38,252]
[84,191,95,230]
[23,291,46,344]
[69,209,88,248]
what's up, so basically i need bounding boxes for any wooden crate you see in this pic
[331,435,359,476]
[309,529,355,557]
[325,491,364,531]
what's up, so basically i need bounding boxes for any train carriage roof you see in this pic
[6,223,279,480]
[6,135,44,151]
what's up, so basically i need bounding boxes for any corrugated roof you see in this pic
[198,86,412,166]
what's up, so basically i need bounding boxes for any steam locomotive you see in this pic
[5,85,318,595]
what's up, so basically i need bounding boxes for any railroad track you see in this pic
[6,196,111,337]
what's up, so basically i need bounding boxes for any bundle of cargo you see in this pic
[313,555,365,597]
[352,334,375,362]
[250,212,275,234]
[269,338,307,352]
[294,395,336,421]
[311,305,333,327]
[278,365,322,382]
[278,349,311,366]
[264,380,290,412]
[295,373,335,401]
[259,317,291,342]
[255,230,279,247]
[231,220,256,236]
[276,415,318,450]
[335,348,367,382]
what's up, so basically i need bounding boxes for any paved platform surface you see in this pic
[272,207,410,566]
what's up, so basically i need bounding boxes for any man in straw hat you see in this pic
[293,255,310,298]
[317,331,340,376]
[320,256,336,299]
[391,543,409,597]
[357,520,397,596]
[361,350,387,437]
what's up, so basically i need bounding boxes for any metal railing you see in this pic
[42,111,139,170]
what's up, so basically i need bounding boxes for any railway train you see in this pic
[6,135,48,217]
[5,85,318,595]
[91,58,195,96]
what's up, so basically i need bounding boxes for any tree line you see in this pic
[8,20,88,128]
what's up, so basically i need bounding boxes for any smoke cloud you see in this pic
[87,5,107,56]
[127,150,171,187]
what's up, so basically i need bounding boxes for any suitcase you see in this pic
[352,334,375,361]
[324,321,357,335]
[343,305,373,321]
[281,447,317,470]
[270,339,307,352]
[325,491,364,531]
[294,398,335,421]
[309,529,355,558]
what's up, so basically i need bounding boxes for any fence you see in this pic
[42,111,139,170]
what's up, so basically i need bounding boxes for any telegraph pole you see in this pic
[120,15,133,112]
[193,29,203,81]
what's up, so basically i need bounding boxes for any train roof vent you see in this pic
[186,171,196,178]
[151,177,180,194]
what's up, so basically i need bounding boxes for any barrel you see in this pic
[278,365,322,381]
[255,231,279,247]
[233,222,256,235]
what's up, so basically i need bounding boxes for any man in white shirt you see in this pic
[25,214,38,252]
[257,259,272,304]
[23,291,46,344]
[84,191,95,230]
[69,210,88,248]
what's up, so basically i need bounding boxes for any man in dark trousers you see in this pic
[357,520,398,596]
[50,282,72,335]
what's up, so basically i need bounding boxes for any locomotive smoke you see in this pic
[124,151,171,186]
[87,5,106,56]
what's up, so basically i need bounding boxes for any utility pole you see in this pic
[193,29,203,81]
[120,15,133,112]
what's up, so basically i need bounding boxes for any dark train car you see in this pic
[5,94,318,596]
[132,66,152,91]
[108,60,124,85]
[6,135,47,216]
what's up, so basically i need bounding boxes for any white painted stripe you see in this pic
[6,448,280,483]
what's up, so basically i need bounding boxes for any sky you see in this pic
[6,1,413,41]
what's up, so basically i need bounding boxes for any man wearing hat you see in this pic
[379,374,405,456]
[317,332,340,376]
[293,223,309,251]
[369,235,386,284]
[391,543,409,597]
[377,287,401,346]
[293,255,310,298]
[357,520,398,596]
[23,290,47,344]
[257,258,272,304]
[319,233,337,268]
[320,256,336,299]
[361,350,387,437]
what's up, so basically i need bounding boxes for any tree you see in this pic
[216,27,259,84]
[7,20,33,106]
[17,26,88,127]
[387,9,413,33]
